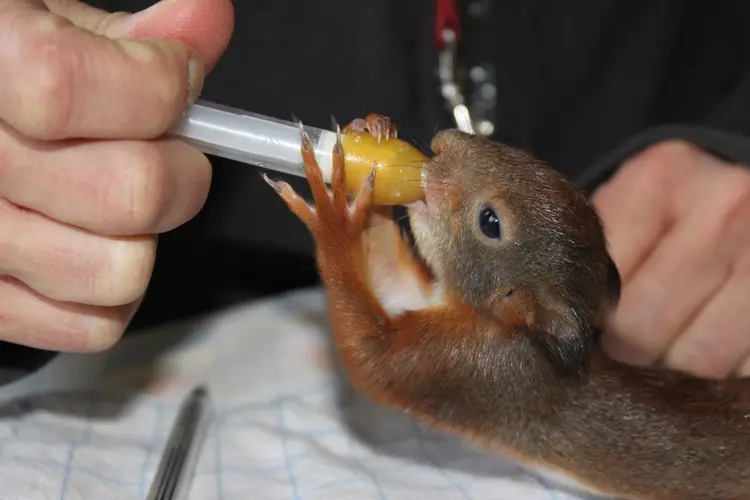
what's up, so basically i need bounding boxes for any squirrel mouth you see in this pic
[397,162,439,278]
[406,161,436,250]
[403,201,437,272]
[406,199,432,235]
[408,199,429,217]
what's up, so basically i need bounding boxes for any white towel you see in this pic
[0,288,601,500]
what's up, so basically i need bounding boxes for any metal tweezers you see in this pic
[146,385,213,500]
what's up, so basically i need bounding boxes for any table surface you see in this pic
[0,287,599,500]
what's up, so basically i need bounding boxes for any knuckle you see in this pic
[123,39,188,125]
[0,276,130,353]
[153,59,188,120]
[612,140,709,210]
[611,291,671,357]
[111,142,170,233]
[737,248,750,273]
[667,337,732,380]
[0,199,24,270]
[11,26,79,139]
[99,236,156,306]
[718,168,750,211]
[82,312,130,352]
[151,40,191,96]
[624,140,696,183]
[711,168,750,236]
[643,139,697,162]
[646,138,696,156]
[45,304,130,353]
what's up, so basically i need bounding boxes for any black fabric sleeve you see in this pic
[576,125,750,194]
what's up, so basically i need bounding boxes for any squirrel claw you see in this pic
[352,164,376,221]
[346,113,398,143]
[268,126,374,243]
[326,128,374,237]
[262,173,317,227]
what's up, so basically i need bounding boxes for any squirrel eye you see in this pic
[478,205,502,240]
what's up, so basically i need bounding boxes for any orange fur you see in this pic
[265,115,750,500]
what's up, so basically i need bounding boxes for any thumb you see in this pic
[48,0,234,72]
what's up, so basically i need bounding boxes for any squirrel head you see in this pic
[407,130,621,366]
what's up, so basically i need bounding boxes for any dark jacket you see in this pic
[4,0,750,377]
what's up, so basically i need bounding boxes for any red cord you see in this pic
[434,0,461,50]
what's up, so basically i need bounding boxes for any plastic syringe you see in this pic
[169,100,427,206]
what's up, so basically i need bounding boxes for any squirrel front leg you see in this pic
[346,114,438,311]
[364,207,439,317]
[263,120,495,439]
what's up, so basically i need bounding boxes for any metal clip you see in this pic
[437,27,475,134]
[437,27,495,136]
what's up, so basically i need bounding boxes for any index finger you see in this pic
[591,141,698,282]
[0,2,204,141]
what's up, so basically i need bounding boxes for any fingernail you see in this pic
[187,57,205,105]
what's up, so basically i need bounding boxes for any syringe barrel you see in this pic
[170,100,337,181]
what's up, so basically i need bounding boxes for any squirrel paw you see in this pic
[263,123,375,246]
[346,113,398,142]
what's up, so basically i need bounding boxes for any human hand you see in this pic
[0,0,234,352]
[593,140,750,379]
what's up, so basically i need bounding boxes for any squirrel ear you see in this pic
[522,320,594,380]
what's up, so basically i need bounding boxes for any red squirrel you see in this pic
[263,114,750,500]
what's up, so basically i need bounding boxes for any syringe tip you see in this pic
[340,129,427,206]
